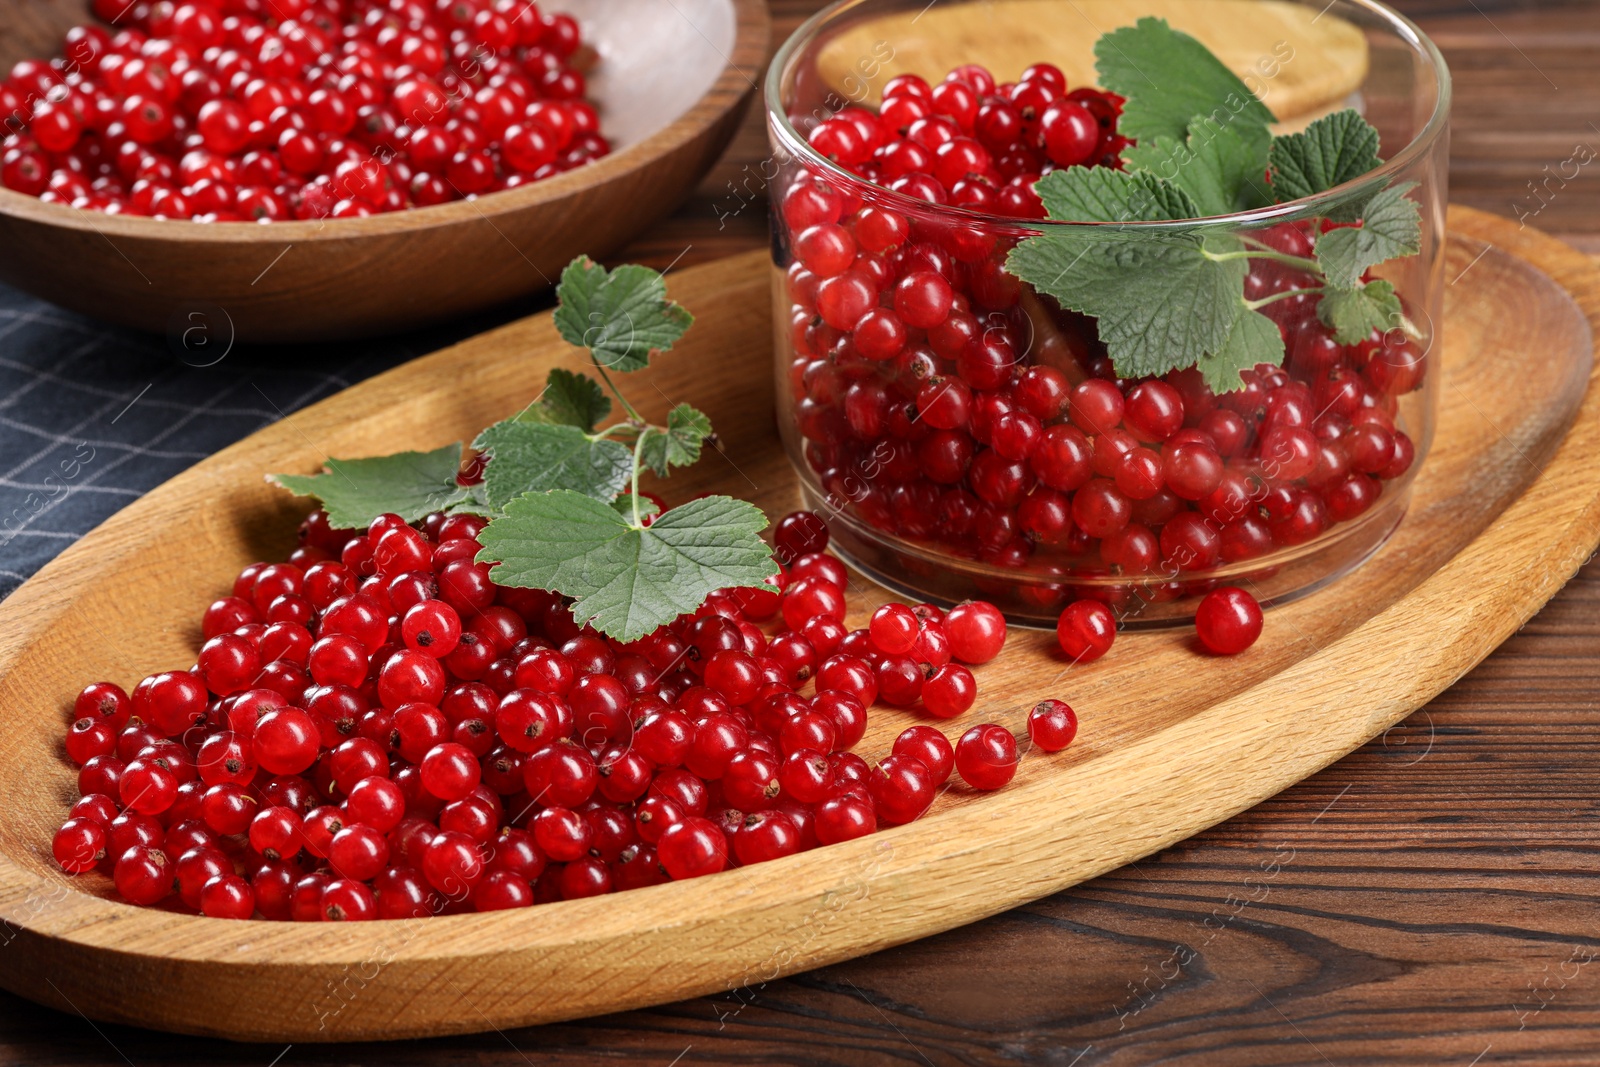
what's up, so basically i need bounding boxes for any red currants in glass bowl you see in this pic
[764,0,1448,627]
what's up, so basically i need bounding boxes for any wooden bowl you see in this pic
[0,208,1593,1042]
[0,0,769,341]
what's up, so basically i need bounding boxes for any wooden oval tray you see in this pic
[0,207,1593,1042]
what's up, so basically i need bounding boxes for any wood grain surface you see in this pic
[2,0,1599,1063]
[814,0,1368,121]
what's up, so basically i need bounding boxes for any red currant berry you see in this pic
[1027,700,1079,752]
[869,753,935,825]
[1194,587,1264,655]
[868,602,920,655]
[892,725,955,783]
[1056,600,1116,663]
[402,600,462,658]
[814,794,876,844]
[658,817,728,880]
[921,663,976,718]
[955,723,1018,790]
[943,601,1006,664]
[733,810,801,865]
[53,818,106,873]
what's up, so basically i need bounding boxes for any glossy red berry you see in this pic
[1056,600,1116,663]
[658,817,728,880]
[921,664,976,718]
[114,845,173,906]
[892,725,954,783]
[1027,700,1079,752]
[943,601,1006,664]
[420,743,481,801]
[734,810,801,865]
[868,603,920,655]
[869,754,935,825]
[402,601,462,658]
[814,794,876,844]
[53,818,106,873]
[955,724,1018,791]
[200,874,255,920]
[1194,587,1264,655]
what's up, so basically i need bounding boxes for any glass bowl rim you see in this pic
[763,0,1452,231]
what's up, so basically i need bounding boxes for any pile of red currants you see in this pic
[0,0,608,220]
[779,62,1425,617]
[52,506,1079,920]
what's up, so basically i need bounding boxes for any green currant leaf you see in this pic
[1198,303,1284,393]
[1121,114,1274,216]
[472,421,632,509]
[268,443,471,530]
[512,368,612,432]
[551,257,693,373]
[1314,182,1421,288]
[1268,109,1382,218]
[1094,18,1276,160]
[611,492,662,524]
[1033,165,1201,223]
[1317,278,1404,345]
[639,404,713,478]
[1007,231,1248,381]
[476,491,778,643]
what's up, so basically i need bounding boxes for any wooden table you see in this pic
[6,1,1599,1063]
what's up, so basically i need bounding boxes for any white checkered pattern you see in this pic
[0,286,521,600]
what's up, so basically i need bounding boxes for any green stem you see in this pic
[593,360,646,424]
[589,423,639,442]
[630,429,651,527]
[1208,245,1323,275]
[1244,286,1323,311]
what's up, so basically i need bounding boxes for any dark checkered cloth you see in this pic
[0,285,527,600]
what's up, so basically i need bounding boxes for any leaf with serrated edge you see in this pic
[1007,232,1246,380]
[472,421,632,508]
[550,257,693,373]
[1318,279,1404,345]
[513,368,612,432]
[612,493,662,523]
[268,443,470,530]
[1314,183,1421,288]
[1095,18,1276,159]
[639,404,712,477]
[1199,304,1284,393]
[1122,114,1273,216]
[1034,166,1199,223]
[476,492,778,643]
[1268,110,1382,216]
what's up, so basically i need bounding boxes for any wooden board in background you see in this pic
[815,0,1368,123]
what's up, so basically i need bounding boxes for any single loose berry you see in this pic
[1195,587,1264,655]
[1027,700,1079,752]
[955,724,1018,791]
[1056,600,1116,663]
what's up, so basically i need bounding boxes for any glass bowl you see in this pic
[764,0,1450,625]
